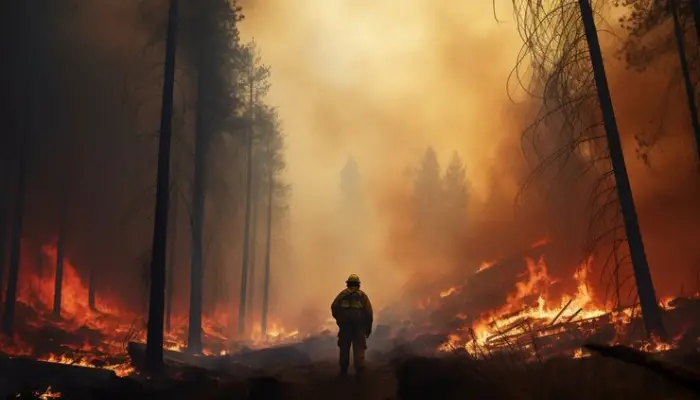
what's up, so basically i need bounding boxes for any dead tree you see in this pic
[2,0,34,334]
[145,0,179,372]
[578,0,666,338]
[166,181,178,333]
[0,173,7,306]
[53,187,67,316]
[2,104,30,336]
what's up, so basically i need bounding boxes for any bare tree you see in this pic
[511,0,665,337]
[53,183,67,317]
[145,0,179,372]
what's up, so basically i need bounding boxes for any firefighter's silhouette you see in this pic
[330,274,374,377]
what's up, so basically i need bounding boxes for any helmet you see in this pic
[346,274,361,285]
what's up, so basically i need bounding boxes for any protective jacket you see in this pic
[331,286,374,375]
[331,287,374,335]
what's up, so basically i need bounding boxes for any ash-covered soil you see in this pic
[10,351,700,400]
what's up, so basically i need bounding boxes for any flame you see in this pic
[35,386,61,399]
[476,260,497,273]
[1,239,300,376]
[433,254,682,359]
[440,287,458,298]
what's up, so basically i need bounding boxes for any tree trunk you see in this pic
[53,188,67,316]
[0,184,6,306]
[578,0,666,338]
[238,80,255,336]
[669,0,700,162]
[246,177,259,325]
[166,182,178,333]
[187,96,207,355]
[261,166,274,336]
[88,261,96,310]
[1,104,30,336]
[690,0,700,44]
[145,0,179,373]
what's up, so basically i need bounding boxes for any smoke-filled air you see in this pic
[2,0,700,398]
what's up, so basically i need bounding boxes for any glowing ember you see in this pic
[2,239,300,376]
[440,287,458,298]
[476,260,497,274]
[35,386,61,399]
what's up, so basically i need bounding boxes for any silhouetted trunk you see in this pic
[88,262,96,310]
[1,107,30,336]
[187,2,221,352]
[578,0,666,338]
[246,178,259,324]
[53,189,67,316]
[187,98,207,355]
[238,80,255,335]
[669,0,700,161]
[260,166,274,335]
[0,182,6,305]
[691,0,700,44]
[166,182,178,333]
[145,0,179,372]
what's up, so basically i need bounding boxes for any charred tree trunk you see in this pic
[669,0,700,162]
[52,192,66,316]
[260,165,274,336]
[0,183,6,306]
[1,0,34,337]
[1,106,30,336]
[88,260,96,310]
[238,81,255,336]
[691,0,700,45]
[145,0,179,372]
[578,0,666,338]
[246,177,259,325]
[187,96,208,355]
[186,3,219,353]
[166,182,178,333]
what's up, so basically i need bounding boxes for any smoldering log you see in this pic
[0,355,116,397]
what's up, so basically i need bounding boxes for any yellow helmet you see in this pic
[346,274,361,285]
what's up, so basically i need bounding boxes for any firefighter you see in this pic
[330,274,374,377]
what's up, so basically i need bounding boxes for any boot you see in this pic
[339,365,348,377]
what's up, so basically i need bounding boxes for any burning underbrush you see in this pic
[0,241,302,378]
[385,240,700,363]
[2,236,700,398]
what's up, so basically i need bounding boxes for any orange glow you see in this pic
[435,255,681,358]
[1,239,300,376]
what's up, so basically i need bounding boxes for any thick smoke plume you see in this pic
[2,0,698,342]
[237,0,700,331]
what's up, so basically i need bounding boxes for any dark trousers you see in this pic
[338,327,366,374]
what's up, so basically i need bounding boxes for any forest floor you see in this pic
[7,346,700,400]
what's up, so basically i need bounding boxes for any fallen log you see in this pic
[584,343,700,394]
[127,342,228,371]
[0,355,116,398]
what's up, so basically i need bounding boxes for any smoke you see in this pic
[236,0,543,328]
[237,0,700,332]
[3,0,698,342]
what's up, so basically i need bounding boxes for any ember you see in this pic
[428,253,698,361]
[1,240,302,380]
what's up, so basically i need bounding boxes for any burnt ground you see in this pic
[6,349,700,400]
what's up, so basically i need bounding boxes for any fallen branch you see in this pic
[584,343,700,394]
